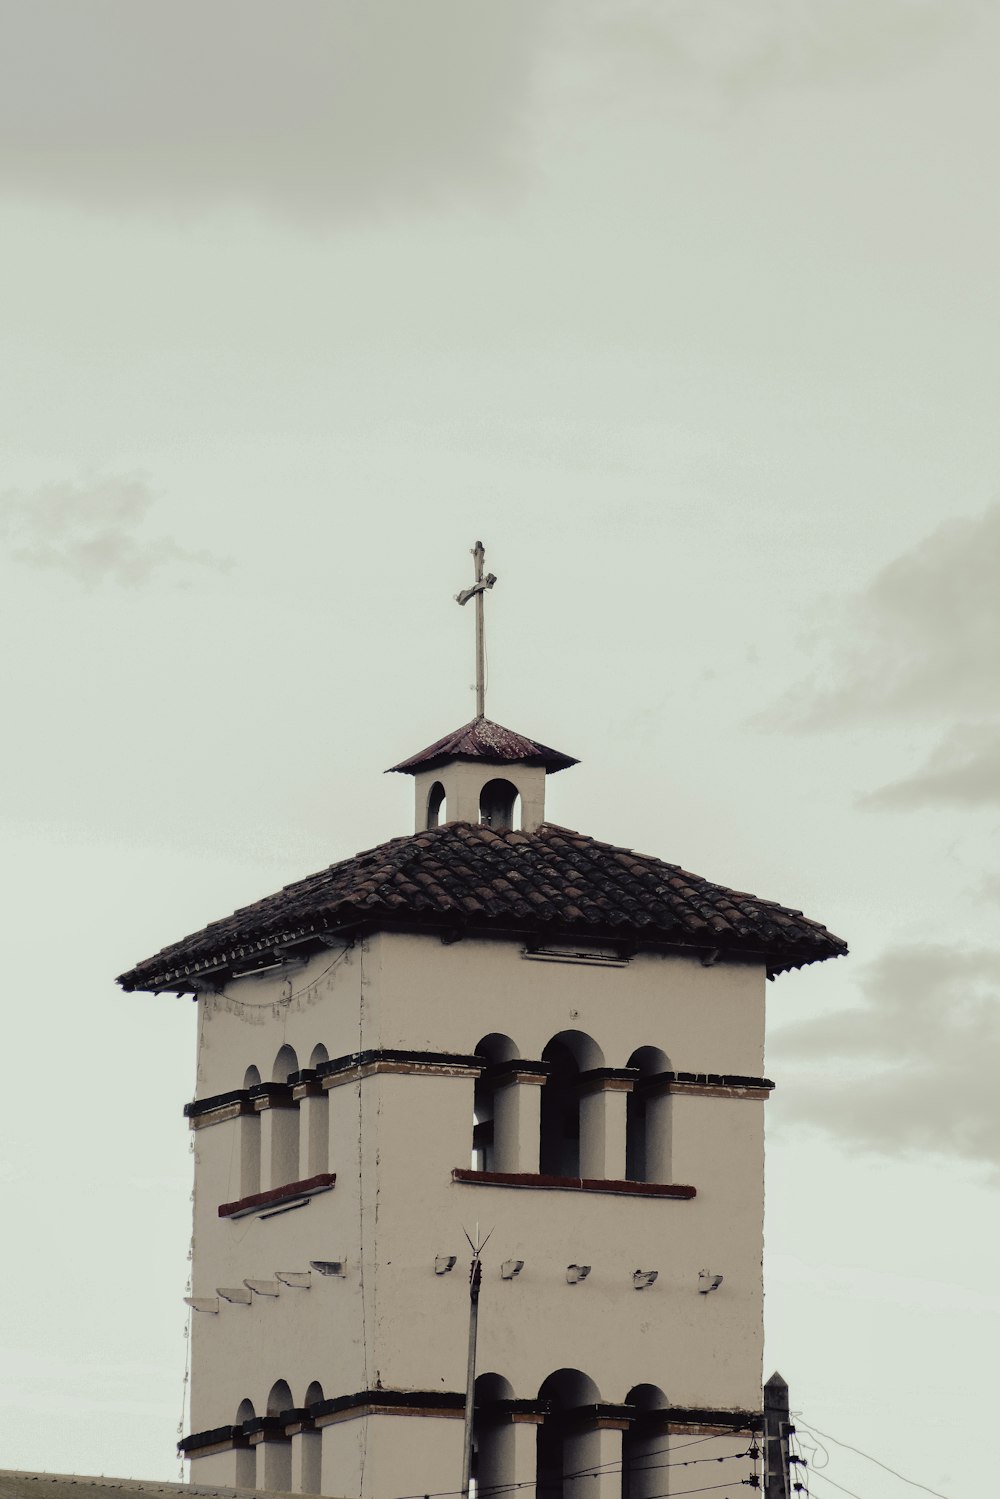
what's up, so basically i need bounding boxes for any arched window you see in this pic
[240,1066,262,1198]
[263,1380,294,1492]
[622,1385,669,1499]
[300,1381,325,1495]
[473,1373,515,1499]
[268,1046,300,1189]
[427,781,446,828]
[540,1032,603,1178]
[472,1034,519,1171]
[625,1047,672,1184]
[537,1369,603,1499]
[479,777,520,831]
[235,1398,256,1488]
[304,1044,330,1177]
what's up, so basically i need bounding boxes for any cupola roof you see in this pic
[117,822,847,994]
[388,716,578,776]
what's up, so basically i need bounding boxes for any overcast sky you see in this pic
[1,5,997,1497]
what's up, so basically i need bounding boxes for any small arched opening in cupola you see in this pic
[479,777,520,831]
[427,780,447,828]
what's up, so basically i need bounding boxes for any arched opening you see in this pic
[240,1066,262,1198]
[625,1047,672,1184]
[540,1032,603,1178]
[427,781,447,828]
[268,1046,300,1189]
[473,1372,515,1499]
[305,1043,330,1177]
[472,1034,520,1171]
[622,1385,669,1499]
[480,777,520,831]
[301,1380,325,1495]
[235,1398,256,1489]
[272,1046,298,1084]
[263,1380,294,1492]
[538,1369,603,1499]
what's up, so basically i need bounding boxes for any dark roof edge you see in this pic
[387,717,578,775]
[118,916,845,996]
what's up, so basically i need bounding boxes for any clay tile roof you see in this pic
[387,717,578,775]
[117,823,848,993]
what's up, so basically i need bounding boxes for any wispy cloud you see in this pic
[0,474,230,585]
[0,1,979,222]
[862,722,1000,809]
[771,943,1000,1176]
[0,1,548,219]
[771,499,1000,809]
[576,0,975,101]
[783,499,1000,728]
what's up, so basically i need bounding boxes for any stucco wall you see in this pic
[186,929,767,1492]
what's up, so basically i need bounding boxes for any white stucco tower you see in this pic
[118,713,846,1499]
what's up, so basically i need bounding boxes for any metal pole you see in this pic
[473,540,486,718]
[461,1253,483,1499]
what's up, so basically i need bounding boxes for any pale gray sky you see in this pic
[1,5,996,1496]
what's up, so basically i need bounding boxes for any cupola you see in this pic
[388,715,577,833]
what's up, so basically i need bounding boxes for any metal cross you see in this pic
[455,540,497,719]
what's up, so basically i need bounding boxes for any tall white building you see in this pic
[118,715,846,1499]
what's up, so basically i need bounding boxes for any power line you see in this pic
[797,1420,950,1499]
[807,1468,867,1499]
[392,1436,754,1499]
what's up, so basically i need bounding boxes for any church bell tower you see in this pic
[117,544,846,1499]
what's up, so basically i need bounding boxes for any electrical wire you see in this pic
[796,1420,950,1499]
[806,1468,866,1499]
[205,940,353,1012]
[391,1437,753,1499]
[788,1423,810,1499]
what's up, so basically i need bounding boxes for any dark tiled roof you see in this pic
[117,823,847,993]
[388,717,578,774]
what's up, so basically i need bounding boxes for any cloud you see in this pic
[564,0,977,105]
[770,943,1000,1176]
[0,1,549,219]
[0,1,979,221]
[862,722,1000,808]
[0,474,230,585]
[785,499,1000,728]
[769,499,1000,808]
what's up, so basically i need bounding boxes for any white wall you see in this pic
[186,930,767,1494]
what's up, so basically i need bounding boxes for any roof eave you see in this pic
[118,911,846,996]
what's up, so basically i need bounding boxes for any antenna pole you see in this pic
[461,1249,483,1499]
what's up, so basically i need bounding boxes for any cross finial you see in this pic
[455,540,497,718]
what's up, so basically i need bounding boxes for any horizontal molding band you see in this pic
[184,1058,775,1126]
[218,1172,336,1220]
[181,1394,762,1454]
[184,1088,252,1122]
[319,1048,481,1079]
[636,1405,764,1436]
[452,1167,696,1199]
[653,1070,774,1092]
[485,1058,551,1084]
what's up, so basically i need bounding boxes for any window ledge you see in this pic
[218,1172,336,1219]
[452,1168,695,1199]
